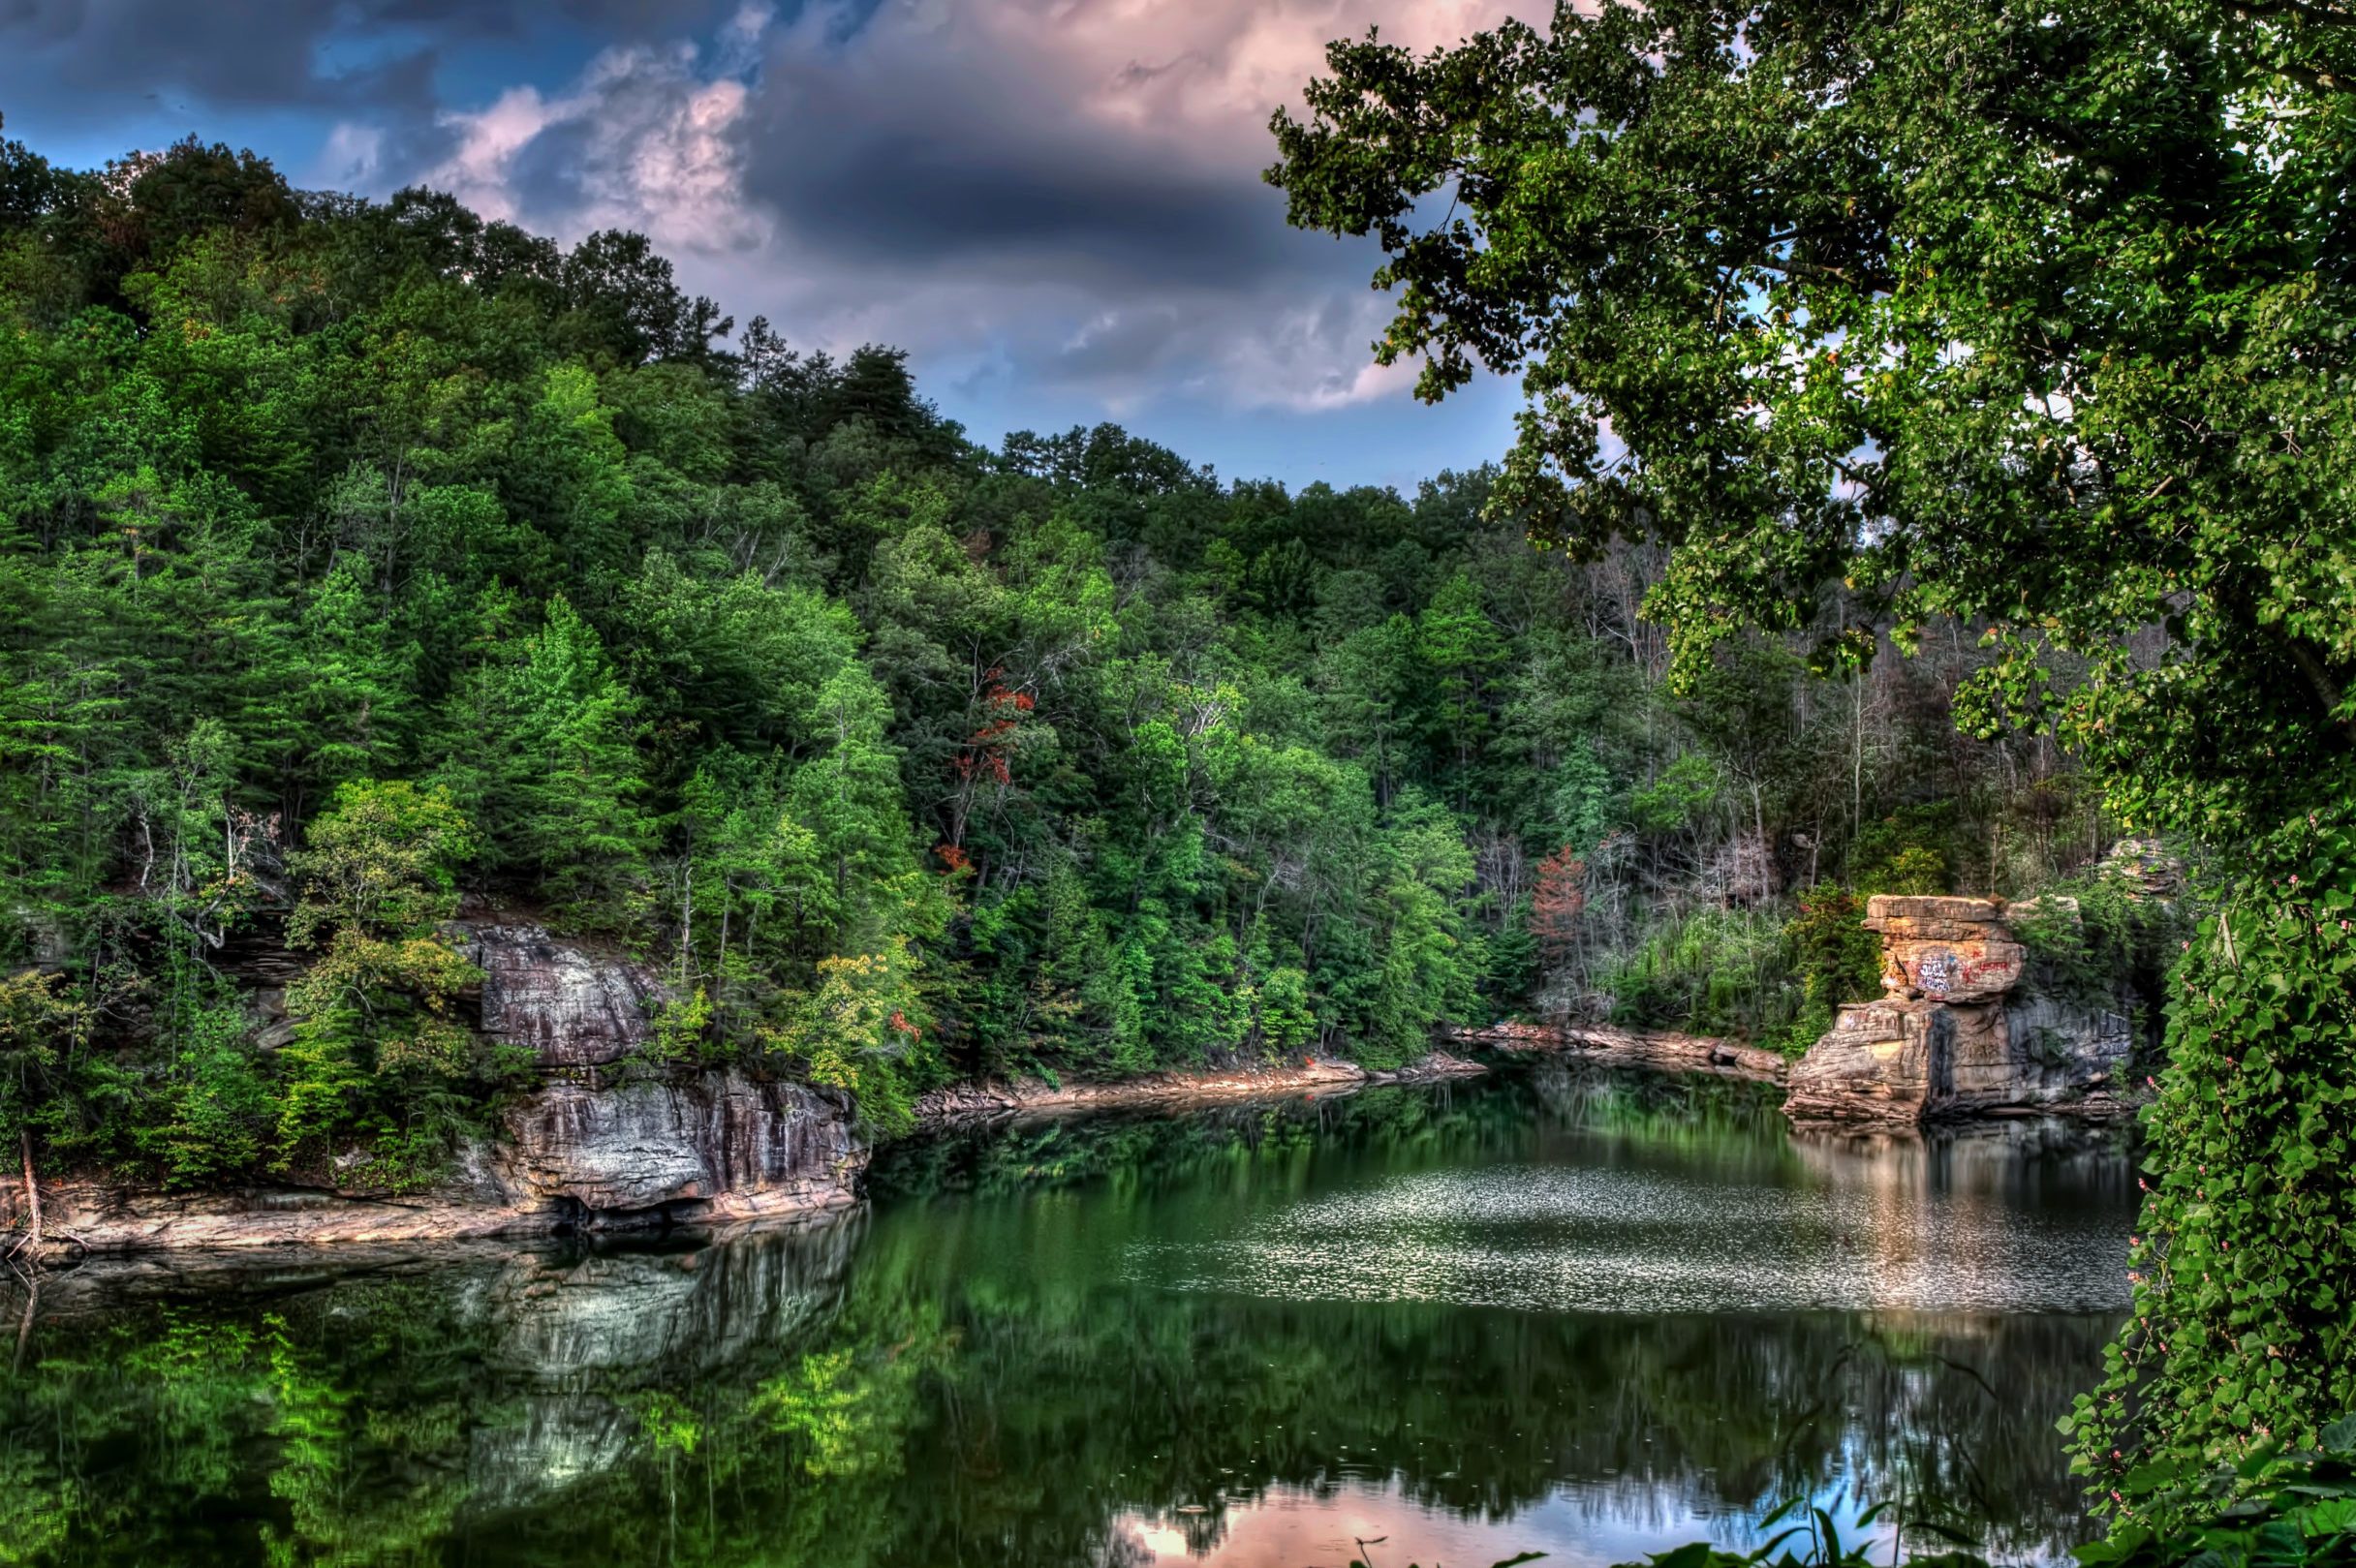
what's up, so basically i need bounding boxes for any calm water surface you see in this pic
[1,1065,2134,1566]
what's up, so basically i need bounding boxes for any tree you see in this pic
[277,781,480,1184]
[1417,569,1505,804]
[436,594,652,921]
[1269,0,2356,1517]
[276,550,414,823]
[764,936,932,1139]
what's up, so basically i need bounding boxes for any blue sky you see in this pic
[0,0,1545,493]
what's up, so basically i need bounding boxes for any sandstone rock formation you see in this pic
[1782,895,2134,1124]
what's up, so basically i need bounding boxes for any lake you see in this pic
[0,1064,2135,1566]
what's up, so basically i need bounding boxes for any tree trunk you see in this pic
[18,1129,42,1252]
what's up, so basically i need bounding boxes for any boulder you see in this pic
[1864,895,2025,1003]
[2099,838,2185,900]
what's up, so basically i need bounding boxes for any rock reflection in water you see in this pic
[0,1066,2132,1566]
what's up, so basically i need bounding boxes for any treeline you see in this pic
[0,133,2118,1180]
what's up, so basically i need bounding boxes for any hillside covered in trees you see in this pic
[0,131,2128,1184]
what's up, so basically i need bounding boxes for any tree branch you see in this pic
[2283,637,2356,747]
[2224,0,2356,29]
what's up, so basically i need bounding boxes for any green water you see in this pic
[0,1066,2133,1566]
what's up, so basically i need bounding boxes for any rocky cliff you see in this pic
[1782,896,2136,1124]
[7,923,867,1256]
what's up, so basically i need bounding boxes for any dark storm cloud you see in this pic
[687,1,1539,407]
[762,142,1298,288]
[736,47,1306,291]
[5,0,418,114]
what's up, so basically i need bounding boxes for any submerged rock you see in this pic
[1783,895,2133,1125]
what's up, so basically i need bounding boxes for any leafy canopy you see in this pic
[1268,0,2356,851]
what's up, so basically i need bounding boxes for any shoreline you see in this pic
[8,1033,1779,1266]
[909,1049,1489,1126]
[1,1169,864,1270]
[4,1052,1494,1267]
[1447,1021,1790,1084]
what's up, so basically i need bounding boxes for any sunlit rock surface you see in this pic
[1783,895,2133,1124]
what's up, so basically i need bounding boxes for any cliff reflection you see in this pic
[0,1068,2132,1566]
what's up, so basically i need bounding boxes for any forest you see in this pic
[5,0,2356,1555]
[0,126,2122,1186]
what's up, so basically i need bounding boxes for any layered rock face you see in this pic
[9,924,867,1254]
[465,923,868,1225]
[467,923,666,1066]
[1782,896,2132,1124]
[499,1071,862,1219]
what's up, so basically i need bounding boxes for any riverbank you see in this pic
[2,1068,869,1266]
[910,1049,1488,1125]
[4,1033,1782,1265]
[1,1162,862,1269]
[1448,1021,1790,1084]
[4,1053,1495,1266]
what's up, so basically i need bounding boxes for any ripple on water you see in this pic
[1127,1163,2132,1314]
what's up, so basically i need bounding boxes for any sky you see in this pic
[0,0,1552,493]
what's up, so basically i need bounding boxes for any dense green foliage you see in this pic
[1268,0,2356,1522]
[2062,847,2356,1524]
[2074,1418,2356,1568]
[0,128,2119,1181]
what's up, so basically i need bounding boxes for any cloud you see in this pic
[631,1,1546,414]
[4,0,1545,427]
[418,13,772,254]
[0,1,734,134]
[716,0,1547,412]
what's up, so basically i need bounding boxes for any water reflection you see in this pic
[0,1066,2133,1566]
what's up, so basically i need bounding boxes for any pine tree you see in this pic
[435,595,651,919]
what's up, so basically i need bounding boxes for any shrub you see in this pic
[2012,869,2186,1017]
[1598,907,1803,1043]
[2064,846,2356,1524]
[1785,888,1882,1009]
[1852,805,1958,897]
